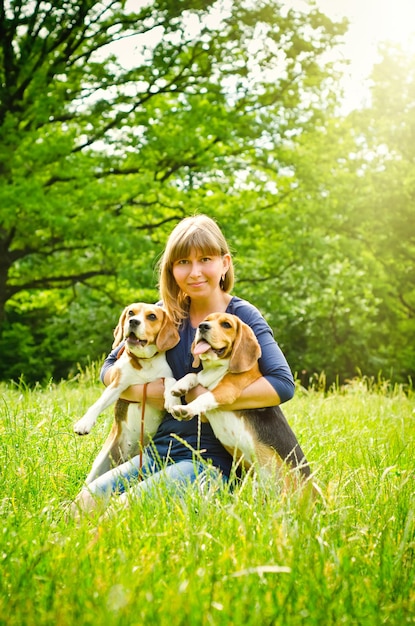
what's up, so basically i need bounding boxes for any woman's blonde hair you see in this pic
[157,214,235,325]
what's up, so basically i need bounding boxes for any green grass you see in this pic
[0,374,414,625]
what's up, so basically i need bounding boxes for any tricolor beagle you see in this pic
[74,303,179,484]
[165,312,311,487]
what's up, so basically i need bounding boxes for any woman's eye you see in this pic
[201,257,211,262]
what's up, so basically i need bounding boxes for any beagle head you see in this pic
[192,312,261,373]
[112,303,180,358]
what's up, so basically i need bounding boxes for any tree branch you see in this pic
[7,269,114,298]
[237,261,297,284]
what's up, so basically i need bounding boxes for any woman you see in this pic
[74,215,309,515]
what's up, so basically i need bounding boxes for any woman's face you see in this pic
[172,248,230,299]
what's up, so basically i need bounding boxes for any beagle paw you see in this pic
[170,405,195,421]
[164,393,180,415]
[73,416,95,435]
[170,384,188,397]
[169,373,198,399]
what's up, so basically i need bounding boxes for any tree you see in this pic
[346,45,415,381]
[267,43,415,386]
[0,0,345,382]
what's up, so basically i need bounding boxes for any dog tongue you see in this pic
[193,341,211,355]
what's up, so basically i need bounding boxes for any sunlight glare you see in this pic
[305,0,415,111]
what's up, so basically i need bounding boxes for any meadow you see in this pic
[0,371,414,625]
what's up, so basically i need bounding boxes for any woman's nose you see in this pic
[189,262,201,276]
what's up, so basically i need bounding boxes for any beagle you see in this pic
[165,312,311,485]
[74,303,179,484]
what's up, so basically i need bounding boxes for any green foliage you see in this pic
[0,1,414,386]
[0,0,350,383]
[348,46,415,380]
[0,380,414,624]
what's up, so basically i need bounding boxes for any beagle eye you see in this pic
[128,310,135,317]
[221,321,232,329]
[147,313,157,321]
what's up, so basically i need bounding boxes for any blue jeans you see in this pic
[77,451,225,513]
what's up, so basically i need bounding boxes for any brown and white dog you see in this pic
[164,312,311,486]
[74,303,179,484]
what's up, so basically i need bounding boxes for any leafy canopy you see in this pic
[0,0,347,382]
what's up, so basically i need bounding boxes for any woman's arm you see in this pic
[185,377,281,411]
[102,367,166,411]
[222,377,281,410]
[120,380,166,411]
[230,300,295,404]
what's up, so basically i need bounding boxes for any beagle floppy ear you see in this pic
[229,319,261,373]
[112,306,129,348]
[156,310,180,352]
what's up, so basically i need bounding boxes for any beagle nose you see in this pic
[129,318,141,328]
[199,322,211,333]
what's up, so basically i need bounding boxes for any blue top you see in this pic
[100,296,294,477]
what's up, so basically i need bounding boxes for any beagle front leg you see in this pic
[164,373,199,414]
[73,360,136,435]
[73,383,122,435]
[74,381,126,435]
[163,376,180,414]
[170,390,219,421]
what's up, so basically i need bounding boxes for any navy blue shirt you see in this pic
[100,296,294,477]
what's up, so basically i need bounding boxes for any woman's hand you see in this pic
[184,384,208,405]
